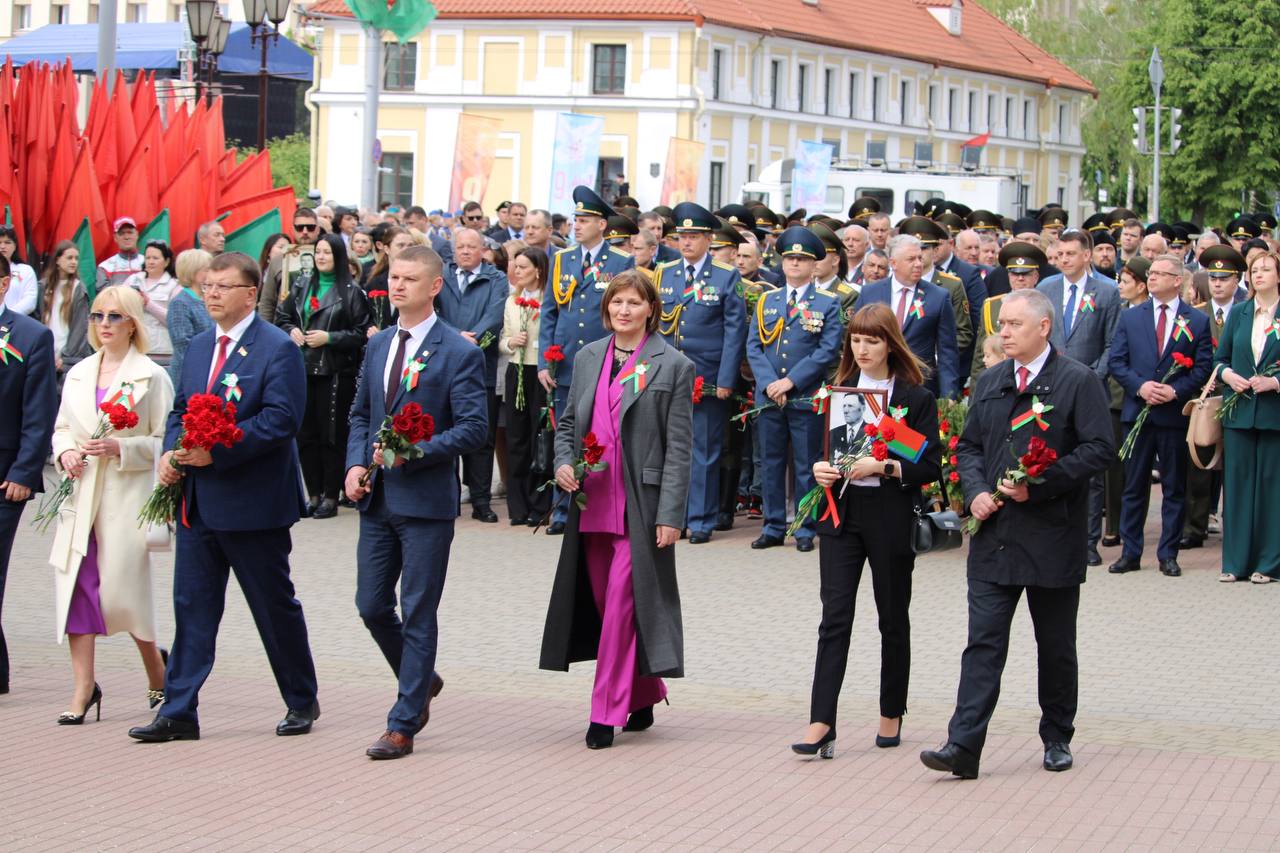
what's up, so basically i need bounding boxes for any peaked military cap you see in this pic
[967,209,1002,231]
[944,201,973,219]
[936,211,966,236]
[1226,216,1261,241]
[1173,220,1202,237]
[672,202,716,232]
[1169,225,1189,248]
[776,226,824,259]
[750,205,782,233]
[1253,212,1277,231]
[605,215,639,242]
[1123,256,1151,283]
[1082,212,1110,233]
[710,224,746,248]
[848,196,881,220]
[898,215,947,245]
[998,241,1047,271]
[921,197,948,219]
[1199,245,1247,277]
[810,221,845,257]
[1108,208,1138,229]
[1012,217,1042,236]
[716,203,755,228]
[573,186,615,219]
[1038,206,1068,228]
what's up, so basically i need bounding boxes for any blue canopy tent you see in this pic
[1,23,313,81]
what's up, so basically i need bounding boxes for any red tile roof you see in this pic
[305,0,1094,93]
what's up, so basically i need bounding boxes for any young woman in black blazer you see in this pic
[792,303,942,759]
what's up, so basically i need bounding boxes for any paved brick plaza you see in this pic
[1,492,1277,851]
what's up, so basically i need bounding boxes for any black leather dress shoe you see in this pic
[0,681,8,695]
[546,521,565,535]
[1086,547,1102,567]
[1101,534,1121,547]
[276,701,320,736]
[751,534,784,549]
[472,506,499,523]
[689,532,711,544]
[1178,535,1204,550]
[128,715,200,742]
[1043,742,1073,771]
[795,539,815,553]
[313,499,338,519]
[306,495,322,515]
[509,516,528,526]
[414,673,445,735]
[1108,557,1141,574]
[1159,558,1182,577]
[714,512,734,531]
[920,742,979,779]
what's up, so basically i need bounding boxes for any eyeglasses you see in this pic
[88,312,128,325]
[204,283,257,294]
[465,215,484,222]
[294,223,318,232]
[1147,270,1179,279]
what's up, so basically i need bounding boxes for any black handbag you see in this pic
[531,422,556,481]
[910,485,964,555]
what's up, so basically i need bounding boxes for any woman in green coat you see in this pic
[1214,251,1280,583]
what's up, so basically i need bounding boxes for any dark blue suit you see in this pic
[745,284,844,540]
[656,256,747,534]
[859,278,961,398]
[0,307,56,689]
[347,318,488,736]
[539,242,634,522]
[939,253,988,356]
[161,315,318,723]
[1107,300,1213,561]
[437,262,509,512]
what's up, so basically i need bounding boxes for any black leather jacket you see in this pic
[276,274,371,377]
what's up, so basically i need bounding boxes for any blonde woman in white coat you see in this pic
[49,286,173,724]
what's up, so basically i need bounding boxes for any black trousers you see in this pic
[502,363,550,522]
[298,373,356,500]
[1090,409,1124,544]
[811,490,915,726]
[0,496,25,689]
[461,388,499,510]
[947,579,1079,756]
[1183,462,1221,540]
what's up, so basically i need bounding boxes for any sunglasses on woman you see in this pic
[88,312,128,325]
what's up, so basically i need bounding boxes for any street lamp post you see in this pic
[185,0,216,100]
[244,0,291,151]
[205,13,231,102]
[1148,47,1164,222]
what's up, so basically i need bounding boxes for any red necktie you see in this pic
[1155,304,1168,354]
[207,335,231,394]
[896,288,909,327]
[1017,366,1030,393]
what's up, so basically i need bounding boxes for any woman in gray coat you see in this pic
[539,269,694,750]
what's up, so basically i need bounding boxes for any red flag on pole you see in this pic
[962,132,991,148]
[115,137,160,226]
[218,186,296,236]
[163,102,189,182]
[220,151,273,208]
[52,139,110,257]
[160,150,204,252]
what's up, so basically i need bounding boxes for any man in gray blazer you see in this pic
[1036,228,1121,566]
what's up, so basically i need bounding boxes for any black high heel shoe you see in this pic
[876,717,903,748]
[148,647,169,708]
[58,683,102,725]
[623,705,654,732]
[791,727,836,759]
[585,722,614,749]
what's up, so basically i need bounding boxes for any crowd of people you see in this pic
[0,181,1272,775]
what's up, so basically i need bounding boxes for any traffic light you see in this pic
[1169,107,1183,153]
[1132,107,1147,154]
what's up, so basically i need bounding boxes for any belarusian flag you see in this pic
[345,0,437,43]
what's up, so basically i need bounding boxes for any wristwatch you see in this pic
[882,463,894,477]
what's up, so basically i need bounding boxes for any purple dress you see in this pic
[63,386,108,636]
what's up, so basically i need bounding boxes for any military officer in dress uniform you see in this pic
[848,196,881,223]
[1226,216,1261,255]
[752,206,783,273]
[971,242,1048,380]
[810,222,858,321]
[710,222,746,265]
[1253,212,1276,240]
[538,185,636,534]
[1039,206,1068,240]
[653,203,747,544]
[745,227,844,552]
[605,215,639,251]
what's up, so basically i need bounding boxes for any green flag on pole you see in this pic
[224,208,282,256]
[345,0,436,42]
[73,218,97,302]
[139,209,170,247]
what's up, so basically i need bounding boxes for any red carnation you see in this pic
[368,289,388,299]
[863,424,880,438]
[880,422,897,442]
[948,435,959,450]
[309,296,320,312]
[871,440,889,461]
[692,376,705,404]
[544,345,565,363]
[950,454,959,466]
[1172,351,1193,369]
[949,470,960,483]
[939,419,951,434]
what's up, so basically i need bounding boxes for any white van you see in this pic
[741,158,1024,222]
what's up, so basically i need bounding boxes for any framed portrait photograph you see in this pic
[824,386,889,463]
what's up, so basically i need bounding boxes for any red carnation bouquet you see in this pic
[138,393,245,527]
[962,435,1059,534]
[1118,351,1194,460]
[34,400,140,533]
[358,402,435,487]
[788,422,889,536]
[512,296,542,411]
[540,430,607,510]
[544,344,566,384]
[367,289,390,328]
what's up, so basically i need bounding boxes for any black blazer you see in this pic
[816,380,942,537]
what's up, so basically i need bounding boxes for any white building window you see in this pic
[711,48,724,101]
[848,71,861,119]
[900,79,914,125]
[947,88,958,132]
[872,75,885,122]
[12,4,31,31]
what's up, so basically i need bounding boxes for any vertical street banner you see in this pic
[547,113,605,217]
[791,140,834,213]
[659,138,704,205]
[448,114,502,212]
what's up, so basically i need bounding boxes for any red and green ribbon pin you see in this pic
[0,332,23,364]
[401,355,427,392]
[810,385,832,414]
[1173,315,1194,342]
[1080,292,1097,313]
[619,361,650,393]
[220,373,242,403]
[1267,320,1280,341]
[909,296,925,320]
[890,404,909,420]
[1011,395,1054,432]
[111,381,137,410]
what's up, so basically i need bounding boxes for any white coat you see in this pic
[49,346,174,642]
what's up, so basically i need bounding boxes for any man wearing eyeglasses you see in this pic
[258,208,323,323]
[0,254,57,697]
[130,251,319,743]
[460,202,488,232]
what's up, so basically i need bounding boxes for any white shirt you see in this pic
[850,373,894,488]
[456,264,481,294]
[382,312,438,393]
[785,282,811,307]
[208,310,256,389]
[1152,296,1181,353]
[1014,343,1052,389]
[579,241,604,270]
[1061,272,1089,328]
[890,276,917,313]
[3,262,37,315]
[1211,299,1233,324]
[682,254,708,279]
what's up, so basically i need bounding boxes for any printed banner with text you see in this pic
[659,138,704,206]
[791,140,834,214]
[448,114,503,213]
[548,113,605,217]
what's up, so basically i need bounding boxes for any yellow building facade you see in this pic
[305,5,1093,217]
